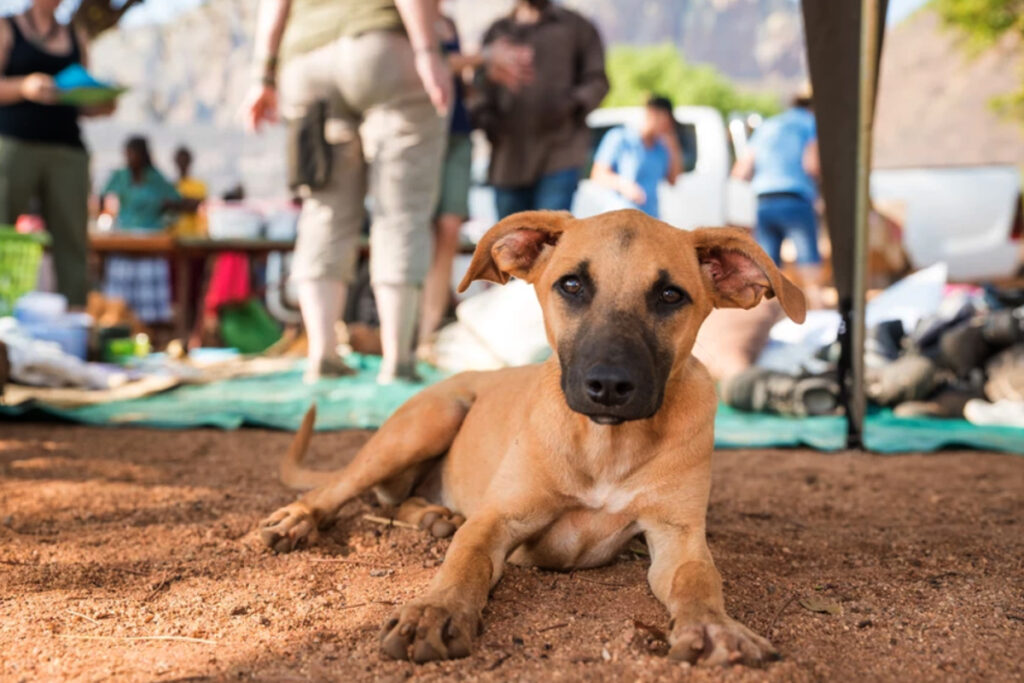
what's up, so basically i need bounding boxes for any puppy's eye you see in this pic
[659,286,687,305]
[558,276,583,296]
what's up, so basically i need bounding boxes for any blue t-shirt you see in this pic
[748,107,817,202]
[102,167,181,231]
[593,126,670,217]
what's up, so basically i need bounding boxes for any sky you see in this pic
[0,0,931,28]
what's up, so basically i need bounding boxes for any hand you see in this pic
[244,84,278,132]
[415,50,451,117]
[622,181,647,206]
[20,73,57,104]
[658,127,679,148]
[485,38,534,92]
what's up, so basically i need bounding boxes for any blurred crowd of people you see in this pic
[0,0,829,390]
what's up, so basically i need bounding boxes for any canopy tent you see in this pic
[801,0,889,446]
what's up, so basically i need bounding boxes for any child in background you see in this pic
[171,145,207,237]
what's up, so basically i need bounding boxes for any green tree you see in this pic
[935,0,1024,119]
[601,44,781,116]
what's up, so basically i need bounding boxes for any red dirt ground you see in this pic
[1,422,1022,682]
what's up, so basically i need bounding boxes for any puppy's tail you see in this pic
[279,404,336,490]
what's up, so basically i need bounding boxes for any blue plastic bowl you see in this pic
[22,313,92,360]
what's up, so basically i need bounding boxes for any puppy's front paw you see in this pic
[379,600,479,663]
[258,502,318,553]
[669,617,778,667]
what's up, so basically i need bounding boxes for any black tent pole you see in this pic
[801,0,887,447]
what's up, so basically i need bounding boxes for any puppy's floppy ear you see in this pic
[457,210,572,292]
[691,227,807,323]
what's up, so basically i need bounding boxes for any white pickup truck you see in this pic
[469,106,1022,282]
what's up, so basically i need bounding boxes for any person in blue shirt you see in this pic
[590,94,683,218]
[731,90,821,291]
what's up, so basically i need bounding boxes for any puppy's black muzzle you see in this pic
[559,326,668,425]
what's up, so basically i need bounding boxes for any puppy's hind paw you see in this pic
[258,502,318,553]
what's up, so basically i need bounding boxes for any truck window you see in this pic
[675,121,698,174]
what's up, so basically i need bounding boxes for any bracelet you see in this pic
[259,54,278,87]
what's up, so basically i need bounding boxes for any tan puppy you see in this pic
[259,209,806,666]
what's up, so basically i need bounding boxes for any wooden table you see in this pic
[89,232,296,340]
[89,232,480,341]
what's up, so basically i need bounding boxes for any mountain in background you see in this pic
[873,7,1024,167]
[89,0,805,129]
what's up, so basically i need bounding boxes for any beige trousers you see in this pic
[281,30,447,286]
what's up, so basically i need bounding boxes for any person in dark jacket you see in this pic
[471,0,608,219]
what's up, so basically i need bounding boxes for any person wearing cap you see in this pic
[589,94,683,219]
[731,88,821,289]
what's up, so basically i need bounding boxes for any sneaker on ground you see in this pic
[866,353,941,407]
[303,354,356,384]
[963,398,1024,428]
[723,367,839,417]
[985,344,1024,402]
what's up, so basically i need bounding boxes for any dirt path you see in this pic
[1,423,1021,682]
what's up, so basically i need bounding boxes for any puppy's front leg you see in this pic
[380,499,557,663]
[644,520,778,667]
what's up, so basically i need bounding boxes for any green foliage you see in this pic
[935,0,1024,121]
[935,0,1024,49]
[601,44,781,116]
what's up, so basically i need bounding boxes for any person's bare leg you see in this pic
[418,213,462,356]
[298,278,354,382]
[375,283,420,383]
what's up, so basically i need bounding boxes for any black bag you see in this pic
[286,100,333,191]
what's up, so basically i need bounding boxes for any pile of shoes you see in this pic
[722,288,1024,427]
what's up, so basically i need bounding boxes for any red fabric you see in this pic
[204,252,251,314]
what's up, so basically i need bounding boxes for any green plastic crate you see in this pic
[0,227,50,316]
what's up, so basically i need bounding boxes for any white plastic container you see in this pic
[263,203,300,241]
[206,202,264,240]
[13,291,67,323]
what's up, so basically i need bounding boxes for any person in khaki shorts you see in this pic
[246,0,450,383]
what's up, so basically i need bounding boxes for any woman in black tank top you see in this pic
[0,0,113,307]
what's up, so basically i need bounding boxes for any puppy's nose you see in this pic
[584,366,636,406]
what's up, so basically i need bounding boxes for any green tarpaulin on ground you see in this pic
[2,355,1022,454]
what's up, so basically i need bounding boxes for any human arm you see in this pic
[661,130,683,186]
[98,171,122,217]
[155,173,195,214]
[803,138,820,180]
[244,0,291,131]
[568,19,609,118]
[589,129,646,205]
[395,0,451,116]
[731,150,755,181]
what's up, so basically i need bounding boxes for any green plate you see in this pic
[57,85,127,107]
